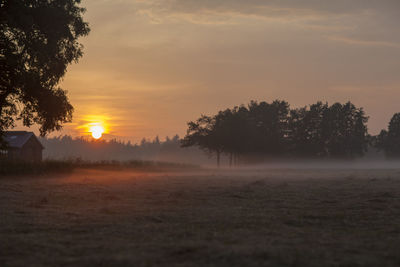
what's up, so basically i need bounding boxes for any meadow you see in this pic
[1,167,400,266]
[0,160,198,176]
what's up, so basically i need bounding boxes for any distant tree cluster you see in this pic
[39,135,213,164]
[182,100,370,165]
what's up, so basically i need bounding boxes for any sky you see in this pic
[34,0,400,142]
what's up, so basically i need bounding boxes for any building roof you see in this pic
[3,131,44,149]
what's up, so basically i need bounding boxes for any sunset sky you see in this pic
[34,0,400,142]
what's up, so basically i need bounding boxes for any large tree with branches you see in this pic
[0,0,89,141]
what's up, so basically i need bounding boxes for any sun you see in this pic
[89,125,104,139]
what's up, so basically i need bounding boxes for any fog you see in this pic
[38,135,400,170]
[223,159,400,171]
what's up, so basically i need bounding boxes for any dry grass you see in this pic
[0,160,199,176]
[1,168,400,266]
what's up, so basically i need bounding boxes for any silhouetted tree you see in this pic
[376,113,400,157]
[288,101,368,158]
[181,115,224,166]
[288,102,328,157]
[153,136,160,145]
[182,100,291,166]
[247,100,290,155]
[375,129,387,147]
[289,101,368,158]
[323,102,368,158]
[213,106,250,166]
[0,0,90,140]
[183,100,369,165]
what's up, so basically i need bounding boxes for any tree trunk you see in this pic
[217,151,220,168]
[229,152,233,167]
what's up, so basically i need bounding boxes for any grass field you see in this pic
[1,168,400,266]
[0,160,199,176]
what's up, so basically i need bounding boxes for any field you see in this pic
[1,168,400,266]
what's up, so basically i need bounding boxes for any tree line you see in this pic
[182,100,400,166]
[39,135,213,164]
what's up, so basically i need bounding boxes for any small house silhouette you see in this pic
[1,131,44,161]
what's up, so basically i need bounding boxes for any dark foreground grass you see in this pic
[0,160,199,176]
[1,168,400,267]
[0,160,75,176]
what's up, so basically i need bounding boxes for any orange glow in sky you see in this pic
[54,0,400,142]
[75,114,110,139]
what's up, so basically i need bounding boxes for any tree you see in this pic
[288,102,328,157]
[183,100,369,166]
[375,129,387,154]
[322,102,368,158]
[181,115,224,166]
[247,100,290,155]
[213,106,250,166]
[0,0,90,139]
[289,101,368,158]
[376,113,400,157]
[182,100,291,166]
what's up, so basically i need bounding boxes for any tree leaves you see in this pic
[376,113,400,158]
[182,100,370,163]
[0,0,89,137]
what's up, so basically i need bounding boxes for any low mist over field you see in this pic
[39,135,214,164]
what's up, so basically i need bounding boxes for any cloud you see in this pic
[327,35,400,48]
[57,0,400,141]
[129,0,400,48]
[146,0,399,21]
